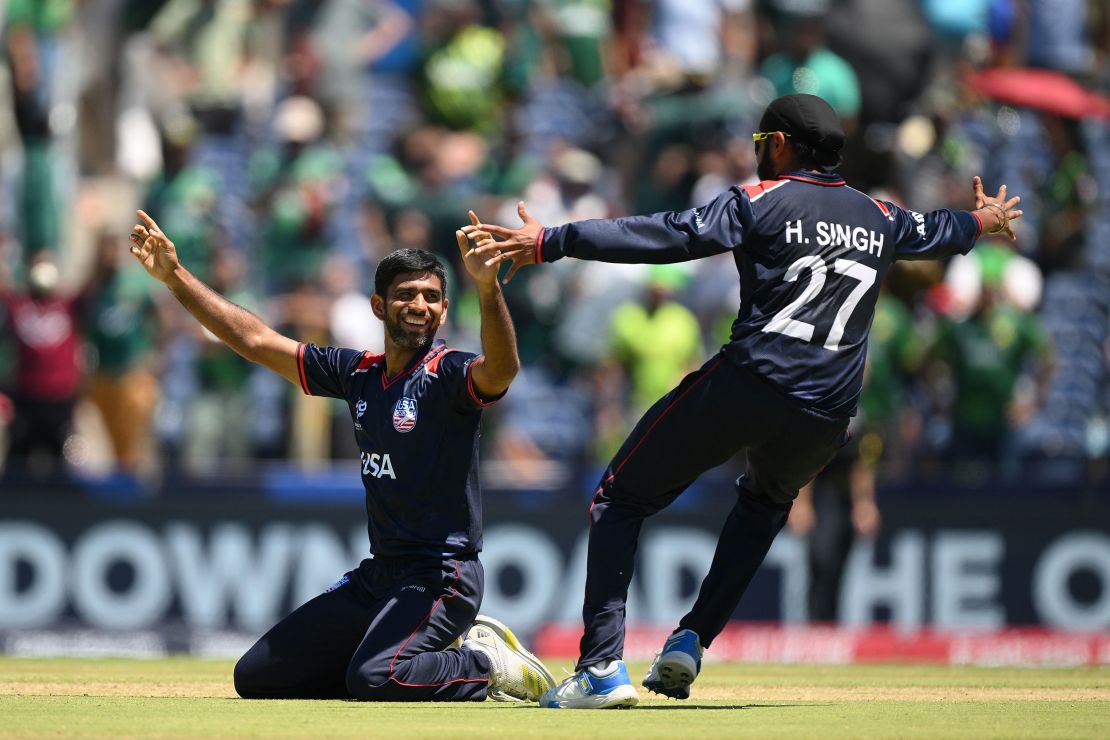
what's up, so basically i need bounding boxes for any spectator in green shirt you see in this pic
[422,2,507,135]
[4,0,76,254]
[856,288,927,475]
[144,161,222,286]
[82,234,162,476]
[251,96,345,291]
[609,265,702,416]
[759,13,860,121]
[932,269,1052,472]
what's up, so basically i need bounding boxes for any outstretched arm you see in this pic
[455,211,520,399]
[128,211,301,386]
[464,190,748,282]
[891,177,1024,261]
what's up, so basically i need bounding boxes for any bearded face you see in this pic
[383,304,438,350]
[378,272,446,351]
[756,139,776,182]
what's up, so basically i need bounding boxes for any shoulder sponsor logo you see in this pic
[356,400,367,419]
[325,573,350,593]
[910,210,927,238]
[392,397,418,433]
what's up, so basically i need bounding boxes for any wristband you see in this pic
[980,203,1008,234]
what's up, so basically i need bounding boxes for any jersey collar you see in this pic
[778,170,846,187]
[382,339,447,390]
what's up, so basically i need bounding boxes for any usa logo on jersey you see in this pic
[392,397,418,433]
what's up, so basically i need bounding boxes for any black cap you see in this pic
[758,93,845,168]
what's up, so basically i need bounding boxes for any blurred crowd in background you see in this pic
[0,0,1107,495]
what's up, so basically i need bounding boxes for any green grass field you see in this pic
[1,657,1107,739]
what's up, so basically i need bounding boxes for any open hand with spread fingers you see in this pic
[456,210,508,288]
[128,210,181,283]
[460,201,543,284]
[972,176,1023,240]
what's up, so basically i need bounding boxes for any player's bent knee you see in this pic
[233,654,266,699]
[345,662,392,701]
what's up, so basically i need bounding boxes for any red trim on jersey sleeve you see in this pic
[535,228,545,263]
[466,359,501,407]
[970,210,984,238]
[296,343,311,396]
[872,198,892,218]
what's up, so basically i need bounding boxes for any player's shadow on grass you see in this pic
[634,703,829,710]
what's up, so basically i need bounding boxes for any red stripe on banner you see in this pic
[533,623,1110,667]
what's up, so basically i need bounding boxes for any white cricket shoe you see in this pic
[539,660,639,709]
[464,615,555,702]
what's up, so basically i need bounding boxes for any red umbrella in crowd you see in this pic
[966,67,1110,119]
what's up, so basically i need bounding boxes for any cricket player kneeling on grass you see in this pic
[129,210,554,702]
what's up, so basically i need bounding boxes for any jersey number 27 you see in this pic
[762,256,877,352]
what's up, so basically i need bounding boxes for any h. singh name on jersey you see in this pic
[784,219,885,256]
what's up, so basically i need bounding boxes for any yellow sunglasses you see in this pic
[752,131,791,142]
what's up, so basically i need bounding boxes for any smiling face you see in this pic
[372,270,447,352]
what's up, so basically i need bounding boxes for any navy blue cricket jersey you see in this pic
[538,170,984,418]
[296,339,499,559]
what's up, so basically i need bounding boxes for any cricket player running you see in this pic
[466,94,1023,708]
[129,212,555,702]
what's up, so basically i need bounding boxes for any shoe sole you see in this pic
[472,615,556,698]
[652,650,698,696]
[642,678,689,700]
[542,682,640,709]
[487,689,525,703]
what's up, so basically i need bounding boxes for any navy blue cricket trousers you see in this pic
[578,352,848,670]
[234,555,490,701]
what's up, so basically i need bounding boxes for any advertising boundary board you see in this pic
[1,493,1108,664]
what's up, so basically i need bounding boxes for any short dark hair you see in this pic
[373,248,448,298]
[791,140,841,173]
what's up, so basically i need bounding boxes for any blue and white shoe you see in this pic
[642,629,702,699]
[540,660,639,709]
